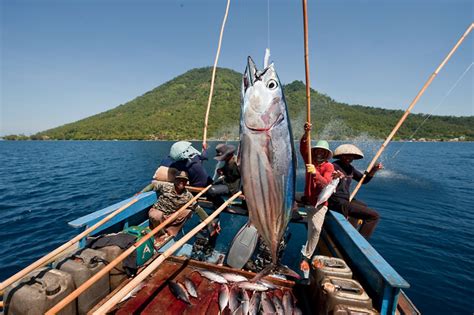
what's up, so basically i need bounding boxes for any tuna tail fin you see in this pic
[250,264,301,283]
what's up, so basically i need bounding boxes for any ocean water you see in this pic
[0,140,472,314]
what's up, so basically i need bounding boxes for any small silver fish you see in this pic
[222,272,248,283]
[219,284,230,312]
[282,290,294,315]
[272,294,284,315]
[229,285,241,313]
[241,289,250,315]
[196,269,228,284]
[315,178,340,207]
[232,305,244,315]
[261,292,276,313]
[258,279,277,290]
[294,306,303,315]
[248,292,261,315]
[119,282,145,302]
[169,280,191,304]
[238,281,268,292]
[183,277,198,298]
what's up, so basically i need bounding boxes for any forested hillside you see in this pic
[5,67,472,141]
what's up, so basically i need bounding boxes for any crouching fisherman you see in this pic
[140,171,220,243]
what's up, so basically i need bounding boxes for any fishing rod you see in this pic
[202,0,231,150]
[392,62,473,159]
[302,0,313,198]
[92,191,243,315]
[350,23,474,202]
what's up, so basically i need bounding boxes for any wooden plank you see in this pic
[69,192,156,229]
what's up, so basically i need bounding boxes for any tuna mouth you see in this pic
[243,56,269,92]
[246,113,284,132]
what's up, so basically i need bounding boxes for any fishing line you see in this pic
[267,0,271,50]
[392,61,473,159]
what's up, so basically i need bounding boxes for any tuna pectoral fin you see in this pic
[241,135,283,254]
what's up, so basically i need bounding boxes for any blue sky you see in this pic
[1,0,472,135]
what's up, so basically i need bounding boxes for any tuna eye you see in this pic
[267,79,278,90]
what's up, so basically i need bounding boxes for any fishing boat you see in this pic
[0,189,418,314]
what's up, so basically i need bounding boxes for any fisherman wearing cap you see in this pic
[140,171,220,242]
[299,123,343,273]
[159,141,213,187]
[206,143,241,208]
[328,144,383,239]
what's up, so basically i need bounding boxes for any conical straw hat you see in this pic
[333,144,364,160]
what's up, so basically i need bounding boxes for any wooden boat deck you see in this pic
[71,191,415,315]
[92,256,301,314]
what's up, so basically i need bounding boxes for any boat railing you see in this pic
[68,192,156,246]
[324,210,410,315]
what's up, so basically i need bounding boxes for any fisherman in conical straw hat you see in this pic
[328,144,383,239]
[299,123,343,274]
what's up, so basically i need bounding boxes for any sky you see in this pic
[1,0,473,136]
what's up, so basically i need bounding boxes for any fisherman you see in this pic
[299,122,342,273]
[206,144,241,208]
[159,141,213,187]
[328,144,383,239]
[140,171,220,242]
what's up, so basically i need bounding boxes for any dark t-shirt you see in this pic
[160,154,212,187]
[331,159,372,200]
[219,157,241,194]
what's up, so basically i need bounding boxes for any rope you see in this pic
[392,61,473,158]
[202,0,231,148]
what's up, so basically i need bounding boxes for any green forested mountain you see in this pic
[13,67,473,141]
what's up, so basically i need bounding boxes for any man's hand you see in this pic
[208,219,221,237]
[304,122,312,132]
[306,164,316,175]
[332,170,344,179]
[369,162,383,176]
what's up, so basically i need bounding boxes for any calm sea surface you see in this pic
[0,141,472,314]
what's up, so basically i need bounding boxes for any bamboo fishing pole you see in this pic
[202,0,231,149]
[350,23,474,202]
[302,0,313,198]
[0,196,142,292]
[45,184,212,315]
[92,191,242,315]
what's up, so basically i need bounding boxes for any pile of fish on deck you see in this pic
[168,269,302,315]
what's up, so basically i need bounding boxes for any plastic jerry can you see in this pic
[312,255,353,284]
[123,226,155,266]
[3,267,76,315]
[321,276,373,313]
[96,245,127,290]
[331,304,379,314]
[55,248,110,314]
